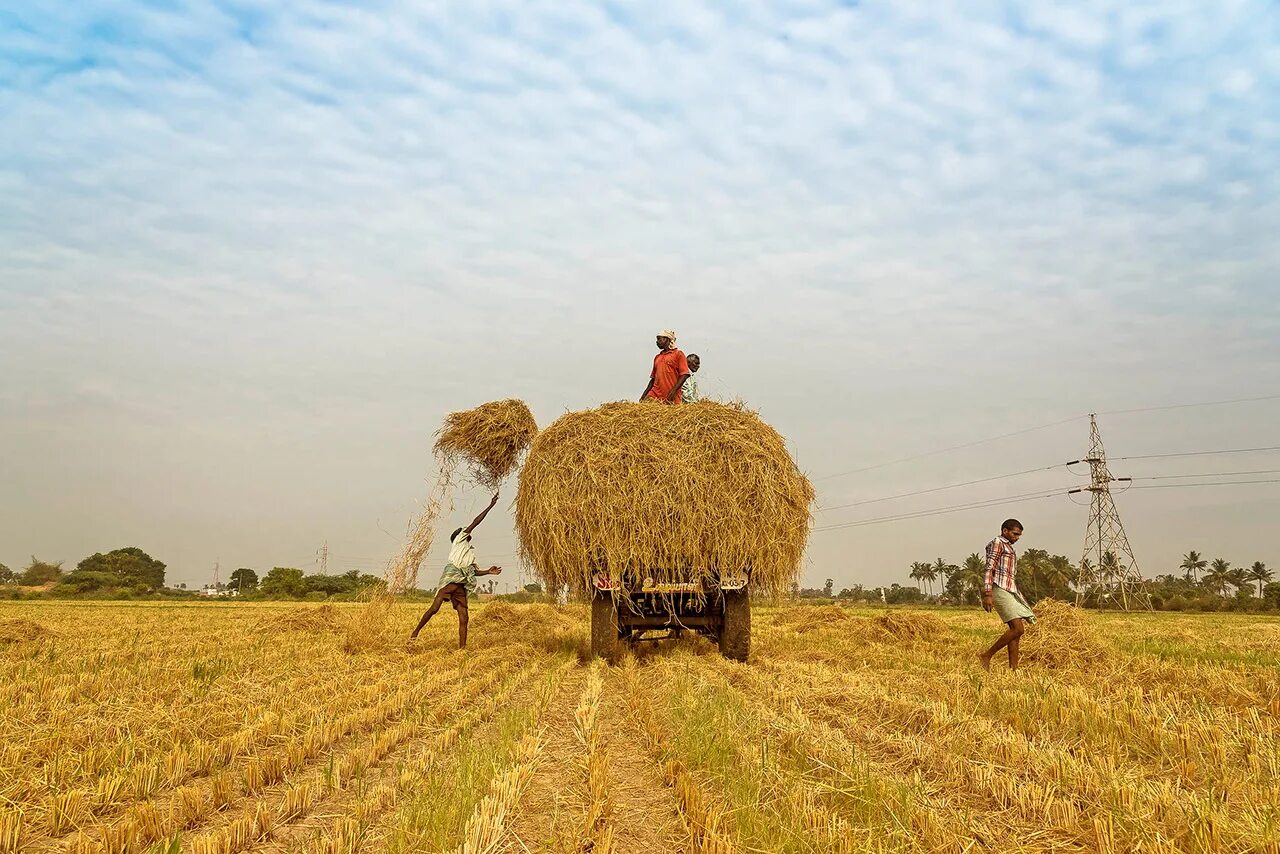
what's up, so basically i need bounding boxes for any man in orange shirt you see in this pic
[640,329,691,404]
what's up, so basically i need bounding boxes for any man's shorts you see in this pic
[438,582,469,610]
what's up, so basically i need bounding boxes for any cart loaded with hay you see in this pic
[438,399,814,662]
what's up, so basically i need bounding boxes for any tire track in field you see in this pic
[616,658,736,854]
[499,667,589,853]
[596,664,687,854]
[357,658,576,854]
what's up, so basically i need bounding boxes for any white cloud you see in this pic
[1,0,1278,585]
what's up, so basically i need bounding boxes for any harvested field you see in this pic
[2,600,1278,853]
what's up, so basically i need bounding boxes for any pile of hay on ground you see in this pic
[469,602,589,660]
[874,611,948,641]
[0,619,57,644]
[770,607,948,643]
[516,401,814,598]
[1022,598,1112,668]
[771,605,858,632]
[434,399,538,491]
[256,605,340,633]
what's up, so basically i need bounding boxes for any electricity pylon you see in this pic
[1069,415,1151,610]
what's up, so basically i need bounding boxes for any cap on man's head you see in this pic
[657,329,677,346]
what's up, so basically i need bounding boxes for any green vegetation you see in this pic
[902,548,1279,612]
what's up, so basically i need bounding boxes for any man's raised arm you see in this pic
[464,492,501,535]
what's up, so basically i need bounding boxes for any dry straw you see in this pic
[1022,598,1112,667]
[344,399,537,653]
[434,399,539,491]
[0,619,57,644]
[256,605,340,634]
[516,401,814,597]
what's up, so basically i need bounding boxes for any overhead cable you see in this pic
[814,415,1084,482]
[1098,393,1280,416]
[1113,446,1280,462]
[813,488,1064,533]
[1129,479,1280,490]
[816,464,1061,513]
[1130,469,1280,481]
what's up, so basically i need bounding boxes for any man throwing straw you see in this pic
[977,518,1035,671]
[410,492,503,648]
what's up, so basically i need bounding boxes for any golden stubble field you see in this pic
[2,600,1278,854]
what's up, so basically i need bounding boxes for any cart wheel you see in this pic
[718,588,750,662]
[590,590,622,663]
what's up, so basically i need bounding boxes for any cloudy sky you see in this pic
[3,1,1278,590]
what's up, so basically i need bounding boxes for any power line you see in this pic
[1098,393,1280,416]
[817,464,1061,513]
[814,415,1085,482]
[1130,478,1280,490]
[813,488,1064,533]
[1114,446,1280,462]
[812,392,1279,483]
[1130,469,1280,481]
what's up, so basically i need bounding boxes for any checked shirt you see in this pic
[983,536,1019,595]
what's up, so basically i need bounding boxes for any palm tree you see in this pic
[1247,561,1272,597]
[1100,551,1120,586]
[908,562,928,592]
[1203,559,1231,597]
[922,561,939,596]
[1045,555,1077,600]
[1180,550,1207,583]
[1226,567,1249,597]
[960,553,984,601]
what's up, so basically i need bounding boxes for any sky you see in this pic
[2,1,1278,591]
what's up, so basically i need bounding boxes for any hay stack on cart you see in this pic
[516,400,813,661]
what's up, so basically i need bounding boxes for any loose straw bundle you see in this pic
[344,399,536,653]
[1022,599,1113,668]
[516,401,814,598]
[434,399,538,491]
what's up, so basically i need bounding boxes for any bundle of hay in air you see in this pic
[385,399,537,595]
[434,399,539,491]
[344,399,538,653]
[516,400,814,597]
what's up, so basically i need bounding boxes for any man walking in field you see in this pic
[410,492,503,649]
[977,518,1035,671]
[640,330,691,404]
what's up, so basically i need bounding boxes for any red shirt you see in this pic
[647,348,691,403]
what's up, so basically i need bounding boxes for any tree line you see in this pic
[0,550,389,601]
[0,549,168,598]
[903,549,1278,611]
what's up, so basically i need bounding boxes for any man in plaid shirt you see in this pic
[977,518,1036,671]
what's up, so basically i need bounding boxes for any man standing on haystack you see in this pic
[977,518,1036,671]
[410,492,503,649]
[640,330,691,404]
[683,353,702,402]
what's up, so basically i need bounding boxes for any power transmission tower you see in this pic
[318,541,329,576]
[212,561,220,592]
[1069,415,1151,610]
